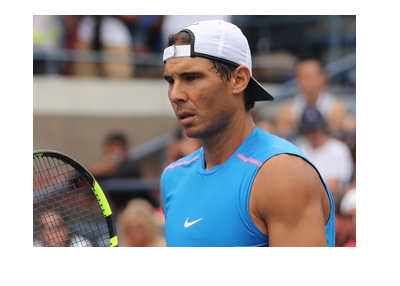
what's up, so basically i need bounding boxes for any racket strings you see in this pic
[33,156,111,247]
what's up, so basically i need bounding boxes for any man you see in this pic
[297,105,353,200]
[276,58,347,139]
[88,132,144,212]
[160,20,335,246]
[88,132,141,180]
[34,210,92,247]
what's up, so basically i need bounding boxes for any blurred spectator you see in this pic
[117,198,165,247]
[164,127,202,167]
[275,58,347,139]
[73,15,135,78]
[339,188,356,247]
[60,15,81,75]
[87,132,145,212]
[125,15,164,54]
[88,132,142,180]
[232,16,324,58]
[33,15,81,75]
[33,15,64,50]
[335,211,350,247]
[297,105,353,202]
[34,210,92,247]
[124,15,164,77]
[334,171,355,247]
[33,15,64,74]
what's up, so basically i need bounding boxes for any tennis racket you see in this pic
[33,150,118,247]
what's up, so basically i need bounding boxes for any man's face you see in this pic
[296,60,326,99]
[103,140,127,163]
[304,128,325,148]
[164,56,238,139]
[38,211,69,247]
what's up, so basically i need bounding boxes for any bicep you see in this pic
[252,154,328,247]
[267,197,327,247]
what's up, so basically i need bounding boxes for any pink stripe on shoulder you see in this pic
[236,153,262,167]
[165,155,201,170]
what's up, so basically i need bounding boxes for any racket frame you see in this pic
[33,149,118,247]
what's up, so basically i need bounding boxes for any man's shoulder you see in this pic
[244,128,304,161]
[253,152,326,212]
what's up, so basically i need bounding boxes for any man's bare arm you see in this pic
[250,154,330,246]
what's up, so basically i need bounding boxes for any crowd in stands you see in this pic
[260,57,356,247]
[33,15,356,247]
[34,15,232,77]
[33,15,356,82]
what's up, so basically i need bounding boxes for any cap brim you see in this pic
[249,77,274,101]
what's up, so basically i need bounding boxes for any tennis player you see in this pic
[160,20,335,246]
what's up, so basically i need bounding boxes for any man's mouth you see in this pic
[177,111,195,125]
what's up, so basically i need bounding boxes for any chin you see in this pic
[183,127,202,139]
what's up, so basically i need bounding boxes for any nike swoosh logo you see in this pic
[184,217,203,228]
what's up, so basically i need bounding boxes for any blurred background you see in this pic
[33,15,356,247]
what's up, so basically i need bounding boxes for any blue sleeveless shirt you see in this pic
[161,127,335,246]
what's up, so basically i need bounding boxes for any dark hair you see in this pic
[295,57,324,71]
[105,132,128,148]
[167,32,255,111]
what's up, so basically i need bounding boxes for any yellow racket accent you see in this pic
[93,181,112,217]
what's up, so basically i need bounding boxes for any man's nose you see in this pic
[169,82,188,104]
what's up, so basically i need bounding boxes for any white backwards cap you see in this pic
[163,20,274,101]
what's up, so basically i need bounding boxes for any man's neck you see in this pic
[305,90,323,105]
[202,114,255,170]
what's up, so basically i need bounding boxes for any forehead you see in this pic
[41,211,63,225]
[297,60,322,74]
[164,56,214,74]
[106,140,125,148]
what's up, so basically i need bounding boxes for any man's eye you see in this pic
[164,77,174,84]
[186,75,197,81]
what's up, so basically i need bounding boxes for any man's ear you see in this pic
[232,66,251,95]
